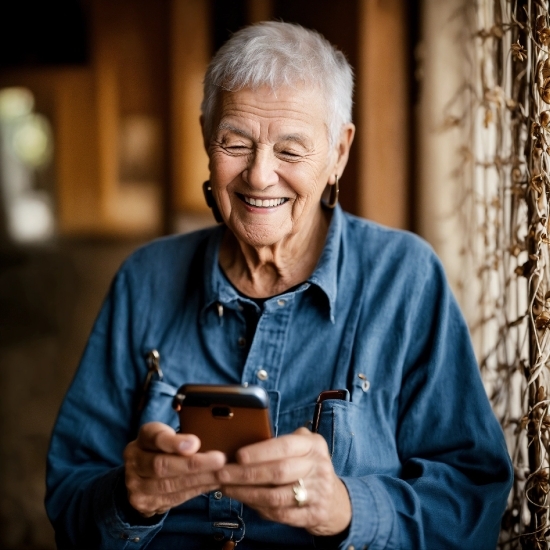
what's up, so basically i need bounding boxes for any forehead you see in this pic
[215,85,329,140]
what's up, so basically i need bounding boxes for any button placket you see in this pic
[240,295,295,391]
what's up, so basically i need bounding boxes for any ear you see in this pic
[331,123,355,180]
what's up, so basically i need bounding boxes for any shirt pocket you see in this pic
[139,379,179,430]
[317,398,401,477]
[315,399,357,476]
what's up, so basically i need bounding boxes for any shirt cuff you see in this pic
[338,476,396,550]
[95,466,167,548]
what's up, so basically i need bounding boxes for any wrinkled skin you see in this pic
[124,423,351,536]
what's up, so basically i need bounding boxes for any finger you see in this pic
[235,430,320,465]
[128,469,221,496]
[222,483,300,509]
[137,422,201,456]
[222,478,348,534]
[221,466,352,537]
[133,448,227,478]
[221,481,324,524]
[217,457,310,486]
[128,481,222,517]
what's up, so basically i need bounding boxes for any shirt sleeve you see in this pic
[337,254,513,550]
[45,266,167,549]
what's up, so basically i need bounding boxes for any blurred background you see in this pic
[0,0,464,547]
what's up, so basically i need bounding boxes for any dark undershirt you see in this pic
[219,267,305,307]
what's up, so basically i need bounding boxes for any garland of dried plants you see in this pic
[452,0,550,546]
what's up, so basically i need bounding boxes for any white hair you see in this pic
[201,21,354,147]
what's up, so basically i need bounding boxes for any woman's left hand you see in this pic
[216,427,351,537]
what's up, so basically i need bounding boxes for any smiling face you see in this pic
[204,86,351,251]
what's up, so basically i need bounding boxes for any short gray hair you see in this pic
[201,21,354,147]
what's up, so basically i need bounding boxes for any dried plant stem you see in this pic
[450,0,550,546]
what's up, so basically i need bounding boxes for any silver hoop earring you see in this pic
[322,175,339,209]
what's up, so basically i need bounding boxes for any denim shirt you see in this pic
[45,206,512,550]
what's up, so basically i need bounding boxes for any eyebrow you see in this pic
[216,122,253,140]
[280,134,312,148]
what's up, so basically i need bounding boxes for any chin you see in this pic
[228,216,290,248]
[236,225,286,248]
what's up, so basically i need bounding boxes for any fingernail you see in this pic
[178,440,193,452]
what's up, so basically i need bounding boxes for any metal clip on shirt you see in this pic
[137,349,163,411]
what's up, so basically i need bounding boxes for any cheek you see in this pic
[288,166,327,198]
[210,155,245,184]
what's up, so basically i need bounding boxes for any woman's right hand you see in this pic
[123,421,227,517]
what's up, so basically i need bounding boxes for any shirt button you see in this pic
[348,546,355,550]
[237,337,246,347]
[214,490,223,499]
[256,369,268,381]
[132,538,140,543]
[277,299,286,306]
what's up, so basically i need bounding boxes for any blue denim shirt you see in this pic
[46,205,512,549]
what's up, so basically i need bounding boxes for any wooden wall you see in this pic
[0,0,415,237]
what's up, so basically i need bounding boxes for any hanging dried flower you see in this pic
[450,2,550,545]
[538,57,550,104]
[537,15,550,45]
[511,40,527,61]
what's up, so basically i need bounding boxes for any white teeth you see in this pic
[243,196,285,207]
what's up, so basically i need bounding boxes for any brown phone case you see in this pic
[172,384,273,462]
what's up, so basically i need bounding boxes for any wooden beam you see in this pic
[357,0,409,229]
[170,0,211,213]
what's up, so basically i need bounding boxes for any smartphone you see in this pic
[312,389,347,433]
[172,384,273,461]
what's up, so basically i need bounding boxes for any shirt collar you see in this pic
[202,205,343,321]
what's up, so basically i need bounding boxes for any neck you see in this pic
[219,209,331,298]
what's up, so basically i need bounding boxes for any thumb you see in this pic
[137,422,201,455]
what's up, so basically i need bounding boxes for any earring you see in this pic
[202,181,224,223]
[322,175,339,209]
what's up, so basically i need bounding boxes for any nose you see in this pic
[243,146,279,190]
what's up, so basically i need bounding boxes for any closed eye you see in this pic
[224,145,251,155]
[278,150,302,161]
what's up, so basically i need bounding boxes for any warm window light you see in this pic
[0,87,55,243]
[0,87,34,121]
[12,114,53,168]
[10,194,54,242]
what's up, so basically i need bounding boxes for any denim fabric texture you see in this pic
[45,205,513,549]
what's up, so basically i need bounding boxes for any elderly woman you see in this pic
[46,22,512,550]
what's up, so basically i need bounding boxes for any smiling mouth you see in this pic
[237,194,288,208]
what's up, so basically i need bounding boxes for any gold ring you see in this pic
[293,478,308,507]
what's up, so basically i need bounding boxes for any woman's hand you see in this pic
[123,422,227,517]
[216,427,351,537]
